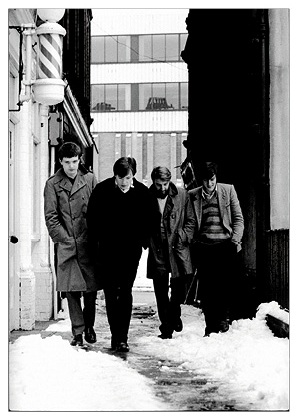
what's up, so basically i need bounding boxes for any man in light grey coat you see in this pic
[189,162,244,336]
[147,167,196,339]
[44,142,100,346]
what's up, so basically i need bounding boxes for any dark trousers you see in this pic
[103,248,142,345]
[66,291,97,336]
[195,241,238,334]
[153,272,185,335]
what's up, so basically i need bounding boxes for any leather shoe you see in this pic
[84,327,96,344]
[116,342,129,352]
[111,337,118,350]
[173,318,183,332]
[158,333,172,339]
[219,320,229,333]
[70,334,83,346]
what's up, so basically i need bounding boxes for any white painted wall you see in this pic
[269,9,290,230]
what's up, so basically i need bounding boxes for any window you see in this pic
[166,83,178,109]
[139,84,152,110]
[91,83,188,111]
[91,33,187,63]
[91,37,104,63]
[139,35,152,62]
[91,85,105,111]
[118,84,131,110]
[105,85,117,110]
[105,37,117,62]
[91,36,131,63]
[180,82,188,109]
[152,35,165,61]
[166,34,179,61]
[118,36,131,62]
[179,33,188,61]
[91,85,131,111]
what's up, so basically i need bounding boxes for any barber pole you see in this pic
[37,30,64,79]
[33,9,66,105]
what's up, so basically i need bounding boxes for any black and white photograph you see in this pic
[7,2,293,414]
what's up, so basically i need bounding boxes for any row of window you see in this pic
[91,82,188,112]
[91,33,187,64]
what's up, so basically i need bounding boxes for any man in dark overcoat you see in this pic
[86,157,151,352]
[147,166,196,339]
[44,142,100,346]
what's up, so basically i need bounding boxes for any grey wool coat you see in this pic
[147,182,196,279]
[44,168,100,292]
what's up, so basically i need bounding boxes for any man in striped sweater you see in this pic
[189,162,244,336]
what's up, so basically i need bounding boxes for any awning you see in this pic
[63,81,98,153]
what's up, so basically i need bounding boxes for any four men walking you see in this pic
[44,145,244,349]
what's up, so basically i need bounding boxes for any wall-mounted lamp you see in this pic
[33,9,66,105]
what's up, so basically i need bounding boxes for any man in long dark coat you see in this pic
[147,166,196,339]
[86,157,151,352]
[44,142,100,346]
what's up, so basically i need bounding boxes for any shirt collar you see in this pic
[202,184,217,200]
[114,178,134,193]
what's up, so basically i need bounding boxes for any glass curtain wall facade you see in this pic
[90,21,188,184]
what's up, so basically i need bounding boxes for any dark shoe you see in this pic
[116,342,129,352]
[70,334,83,346]
[111,337,118,350]
[158,333,172,339]
[84,327,96,344]
[219,320,229,333]
[173,318,183,332]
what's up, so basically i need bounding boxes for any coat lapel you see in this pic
[217,183,226,219]
[192,187,203,227]
[70,172,86,196]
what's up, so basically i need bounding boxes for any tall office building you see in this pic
[90,9,189,184]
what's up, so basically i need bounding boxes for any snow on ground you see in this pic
[138,302,289,411]
[9,300,289,412]
[9,331,168,412]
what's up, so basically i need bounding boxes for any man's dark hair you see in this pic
[58,142,82,160]
[151,166,171,182]
[200,162,218,180]
[113,157,137,177]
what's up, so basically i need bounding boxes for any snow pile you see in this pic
[138,304,289,411]
[9,334,168,411]
[256,301,289,324]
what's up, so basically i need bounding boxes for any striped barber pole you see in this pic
[37,32,63,80]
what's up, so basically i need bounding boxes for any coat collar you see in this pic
[54,168,86,196]
[149,181,178,197]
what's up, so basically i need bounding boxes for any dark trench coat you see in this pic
[44,168,100,292]
[147,182,196,279]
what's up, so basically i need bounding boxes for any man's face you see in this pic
[115,170,133,192]
[153,178,170,198]
[60,156,80,179]
[202,175,217,194]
